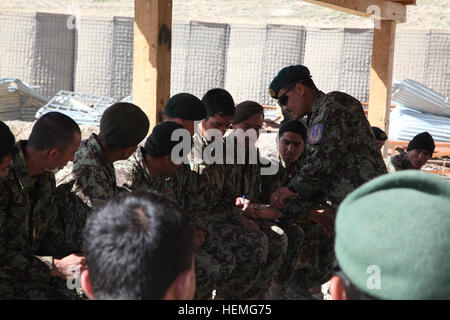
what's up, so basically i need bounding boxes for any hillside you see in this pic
[0,0,449,30]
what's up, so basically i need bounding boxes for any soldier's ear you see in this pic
[81,269,94,300]
[329,275,347,300]
[47,148,61,162]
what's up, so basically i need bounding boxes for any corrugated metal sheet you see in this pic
[392,79,450,117]
[389,104,450,142]
[0,78,49,121]
[36,91,115,125]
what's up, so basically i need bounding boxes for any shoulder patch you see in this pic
[308,124,323,144]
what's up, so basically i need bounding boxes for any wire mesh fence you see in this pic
[0,12,448,110]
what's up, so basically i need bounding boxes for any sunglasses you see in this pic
[277,83,297,107]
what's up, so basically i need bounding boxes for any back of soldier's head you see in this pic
[201,88,235,119]
[28,112,80,152]
[334,170,450,300]
[83,191,196,300]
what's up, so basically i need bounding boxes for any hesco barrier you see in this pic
[0,12,448,105]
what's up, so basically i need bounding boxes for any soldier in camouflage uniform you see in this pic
[260,120,337,299]
[189,90,272,300]
[56,103,149,247]
[268,65,388,298]
[385,131,435,173]
[210,100,288,299]
[0,112,84,299]
[115,121,222,300]
[0,121,15,179]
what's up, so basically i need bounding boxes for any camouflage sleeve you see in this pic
[54,182,91,251]
[0,180,53,282]
[281,196,317,224]
[70,164,116,210]
[287,100,355,199]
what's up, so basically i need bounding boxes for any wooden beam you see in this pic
[302,0,406,23]
[391,0,416,5]
[133,0,172,130]
[368,20,397,157]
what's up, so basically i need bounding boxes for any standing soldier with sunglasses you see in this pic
[267,65,387,298]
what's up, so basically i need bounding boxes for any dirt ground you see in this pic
[0,0,449,30]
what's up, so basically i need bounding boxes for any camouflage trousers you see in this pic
[275,220,305,284]
[0,277,82,300]
[294,223,335,290]
[202,223,268,300]
[245,220,288,298]
[194,249,221,300]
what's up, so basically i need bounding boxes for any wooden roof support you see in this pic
[302,0,406,23]
[368,20,397,157]
[133,0,172,130]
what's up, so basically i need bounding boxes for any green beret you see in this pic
[335,170,450,300]
[144,122,185,157]
[164,93,206,121]
[99,102,150,148]
[269,65,311,99]
[0,120,15,159]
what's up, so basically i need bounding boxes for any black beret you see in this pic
[279,120,307,143]
[99,102,150,148]
[0,121,15,159]
[371,126,388,141]
[233,101,264,124]
[164,93,206,121]
[144,122,186,157]
[269,65,311,99]
[407,131,435,155]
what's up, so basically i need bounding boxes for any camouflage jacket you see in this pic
[0,141,73,285]
[114,146,169,193]
[385,152,414,173]
[287,91,388,209]
[56,133,123,210]
[190,132,243,226]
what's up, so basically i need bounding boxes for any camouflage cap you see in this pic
[269,65,311,99]
[0,120,15,158]
[164,93,207,121]
[99,102,150,148]
[335,170,450,300]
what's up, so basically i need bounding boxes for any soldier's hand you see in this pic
[309,209,335,237]
[241,215,260,230]
[52,254,86,280]
[270,187,295,210]
[195,229,208,249]
[235,196,251,211]
[248,204,282,220]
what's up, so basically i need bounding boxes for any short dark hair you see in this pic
[202,88,235,119]
[28,112,80,152]
[283,76,318,92]
[83,191,196,300]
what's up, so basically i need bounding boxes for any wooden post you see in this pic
[133,0,172,130]
[368,20,397,157]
